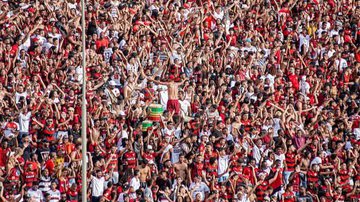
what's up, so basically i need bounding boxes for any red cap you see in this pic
[28,7,36,13]
[133,25,140,32]
[169,75,175,80]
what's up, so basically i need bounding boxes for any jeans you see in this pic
[112,171,119,184]
[299,173,307,188]
[283,171,293,185]
[91,196,101,202]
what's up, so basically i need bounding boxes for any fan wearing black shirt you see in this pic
[156,170,172,191]
[297,186,314,202]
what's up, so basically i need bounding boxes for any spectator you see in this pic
[0,0,359,202]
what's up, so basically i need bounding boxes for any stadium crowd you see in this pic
[0,0,360,201]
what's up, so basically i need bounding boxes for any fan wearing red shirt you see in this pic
[44,152,56,175]
[123,146,137,170]
[0,141,10,169]
[282,185,296,202]
[24,153,40,176]
[95,32,110,52]
[204,144,218,166]
[105,146,119,184]
[243,159,258,185]
[67,183,79,202]
[332,187,345,202]
[198,136,207,154]
[287,67,299,90]
[226,29,237,46]
[206,157,218,179]
[103,182,114,201]
[284,144,297,184]
[141,145,156,162]
[269,160,284,193]
[346,181,360,201]
[255,172,273,201]
[219,183,233,200]
[32,118,56,143]
[307,164,320,187]
[190,155,204,181]
[23,163,38,188]
[204,13,215,29]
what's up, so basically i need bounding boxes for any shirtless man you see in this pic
[141,68,186,114]
[174,154,189,183]
[137,160,151,188]
[123,75,141,102]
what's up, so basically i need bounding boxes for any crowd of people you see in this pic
[0,0,360,201]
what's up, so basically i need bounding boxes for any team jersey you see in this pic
[47,189,61,202]
[39,176,52,192]
[255,180,269,201]
[24,171,38,187]
[123,151,137,169]
[2,121,19,138]
[107,153,119,171]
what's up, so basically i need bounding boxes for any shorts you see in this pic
[218,174,229,183]
[167,99,180,114]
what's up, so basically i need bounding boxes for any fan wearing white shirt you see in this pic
[19,107,31,138]
[129,170,141,191]
[233,185,250,202]
[334,56,348,72]
[47,182,61,202]
[299,29,310,53]
[48,26,62,41]
[158,84,169,110]
[317,22,329,38]
[91,170,106,202]
[15,84,27,104]
[253,139,265,165]
[178,91,191,117]
[329,24,340,38]
[189,176,210,201]
[300,76,310,96]
[218,147,239,182]
[2,118,20,140]
[213,6,224,20]
[27,183,44,202]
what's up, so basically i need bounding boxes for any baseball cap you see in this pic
[109,80,116,86]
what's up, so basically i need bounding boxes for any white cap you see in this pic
[119,111,126,116]
[147,145,153,150]
[109,80,116,86]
